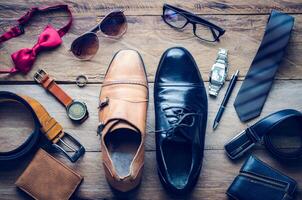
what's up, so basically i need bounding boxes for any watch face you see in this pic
[67,101,87,121]
[211,66,225,84]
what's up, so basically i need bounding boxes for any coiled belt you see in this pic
[225,109,302,160]
[0,91,85,162]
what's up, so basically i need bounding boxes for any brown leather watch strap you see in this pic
[21,95,65,143]
[34,69,73,108]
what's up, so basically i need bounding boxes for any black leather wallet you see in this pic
[227,156,297,200]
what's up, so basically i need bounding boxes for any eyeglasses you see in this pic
[71,10,127,60]
[162,4,225,42]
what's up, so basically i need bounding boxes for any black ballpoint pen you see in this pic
[213,70,239,130]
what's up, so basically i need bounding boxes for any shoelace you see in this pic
[151,106,202,141]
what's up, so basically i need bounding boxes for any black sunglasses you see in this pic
[162,4,225,42]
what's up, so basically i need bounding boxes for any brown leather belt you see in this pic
[0,91,85,162]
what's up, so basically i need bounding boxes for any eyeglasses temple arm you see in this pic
[164,4,225,33]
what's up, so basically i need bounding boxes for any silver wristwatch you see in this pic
[209,48,229,97]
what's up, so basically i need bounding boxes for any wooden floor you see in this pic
[0,1,302,199]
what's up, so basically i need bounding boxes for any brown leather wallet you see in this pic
[15,149,83,200]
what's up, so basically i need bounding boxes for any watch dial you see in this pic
[212,67,225,83]
[68,101,86,120]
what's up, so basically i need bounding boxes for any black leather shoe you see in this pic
[154,47,208,194]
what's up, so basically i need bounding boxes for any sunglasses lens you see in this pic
[163,8,187,28]
[100,11,127,37]
[71,32,99,60]
[195,24,218,42]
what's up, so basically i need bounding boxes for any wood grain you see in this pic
[1,80,301,152]
[1,1,302,199]
[1,151,302,200]
[0,0,301,17]
[0,14,301,82]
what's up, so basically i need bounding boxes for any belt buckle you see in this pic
[33,69,47,83]
[224,129,256,160]
[52,132,85,162]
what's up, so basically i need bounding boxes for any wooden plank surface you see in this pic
[1,81,302,151]
[1,151,302,200]
[0,14,301,82]
[0,0,302,17]
[0,1,302,200]
[0,80,302,199]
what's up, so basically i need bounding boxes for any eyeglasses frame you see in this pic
[162,4,225,42]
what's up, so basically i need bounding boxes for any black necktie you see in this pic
[234,10,294,122]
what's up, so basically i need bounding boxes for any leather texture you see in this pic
[154,47,207,194]
[0,5,72,74]
[98,49,148,192]
[21,94,65,143]
[0,91,41,161]
[15,149,83,200]
[227,155,297,200]
[0,91,83,162]
[233,10,295,122]
[225,109,302,160]
[39,72,73,107]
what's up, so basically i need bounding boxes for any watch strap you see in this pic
[209,83,222,96]
[34,69,73,108]
[216,48,228,63]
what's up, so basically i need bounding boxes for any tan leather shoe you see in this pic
[98,49,148,192]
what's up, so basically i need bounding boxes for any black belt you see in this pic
[0,91,85,162]
[225,109,302,160]
[0,92,40,161]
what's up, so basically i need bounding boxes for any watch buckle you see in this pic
[33,69,47,83]
[52,132,85,162]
